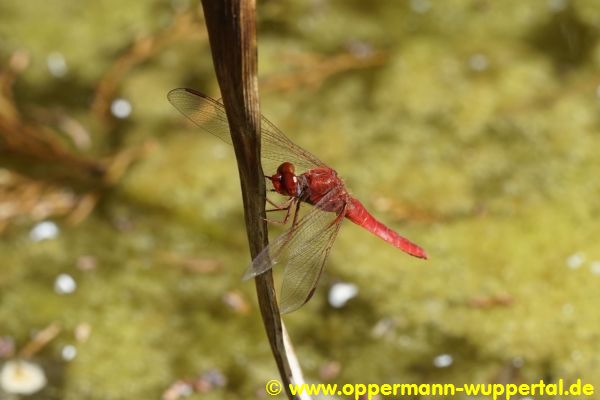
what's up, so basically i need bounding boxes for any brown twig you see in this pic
[0,118,105,177]
[91,11,207,122]
[19,323,61,358]
[261,50,389,93]
[0,53,107,181]
[0,170,82,233]
[200,1,307,398]
[158,251,222,274]
[0,50,152,231]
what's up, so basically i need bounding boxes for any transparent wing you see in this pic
[242,189,345,314]
[279,216,342,314]
[167,88,325,174]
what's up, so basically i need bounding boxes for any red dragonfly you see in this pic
[168,88,427,313]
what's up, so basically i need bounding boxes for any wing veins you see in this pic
[167,88,325,173]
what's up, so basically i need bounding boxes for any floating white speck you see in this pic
[171,0,190,12]
[0,360,47,395]
[410,0,431,14]
[469,54,489,72]
[548,0,568,12]
[371,318,395,338]
[512,357,524,368]
[562,303,574,316]
[61,345,77,361]
[29,221,59,242]
[54,274,77,295]
[566,252,585,269]
[211,144,228,160]
[433,354,453,368]
[347,40,373,58]
[328,282,358,308]
[47,52,68,78]
[590,261,600,275]
[110,98,132,119]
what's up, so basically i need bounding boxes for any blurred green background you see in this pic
[1,0,600,399]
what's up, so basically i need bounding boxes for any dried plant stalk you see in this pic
[200,1,308,398]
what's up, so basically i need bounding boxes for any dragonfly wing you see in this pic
[278,216,342,313]
[259,111,325,174]
[167,88,234,145]
[167,88,325,173]
[243,189,345,313]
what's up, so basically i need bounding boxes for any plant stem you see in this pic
[199,1,308,398]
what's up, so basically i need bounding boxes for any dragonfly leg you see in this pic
[281,200,302,242]
[328,202,347,228]
[290,199,302,228]
[264,197,296,225]
[266,196,293,210]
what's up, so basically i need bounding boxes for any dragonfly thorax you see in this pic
[270,162,305,198]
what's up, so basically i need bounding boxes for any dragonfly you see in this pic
[168,88,427,313]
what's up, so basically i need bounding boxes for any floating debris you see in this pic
[162,380,193,400]
[211,144,228,160]
[194,369,227,393]
[61,345,77,361]
[512,357,524,368]
[561,303,574,316]
[74,323,92,343]
[47,52,68,78]
[566,252,585,269]
[371,318,396,338]
[222,291,250,314]
[590,261,600,276]
[548,0,568,12]
[410,0,431,14]
[163,369,227,399]
[346,40,374,59]
[319,361,341,381]
[171,0,191,12]
[9,50,30,72]
[0,337,15,358]
[328,282,359,308]
[76,255,97,271]
[29,221,59,242]
[161,252,222,274]
[110,98,132,119]
[467,294,513,309]
[0,360,47,395]
[19,323,61,359]
[468,53,489,72]
[54,273,77,295]
[433,354,453,368]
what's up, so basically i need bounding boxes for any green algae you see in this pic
[1,0,600,398]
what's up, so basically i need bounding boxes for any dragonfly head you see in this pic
[270,162,299,197]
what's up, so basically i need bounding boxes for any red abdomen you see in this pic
[345,197,427,259]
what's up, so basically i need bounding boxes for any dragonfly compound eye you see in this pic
[282,173,298,196]
[271,173,284,193]
[277,162,295,175]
